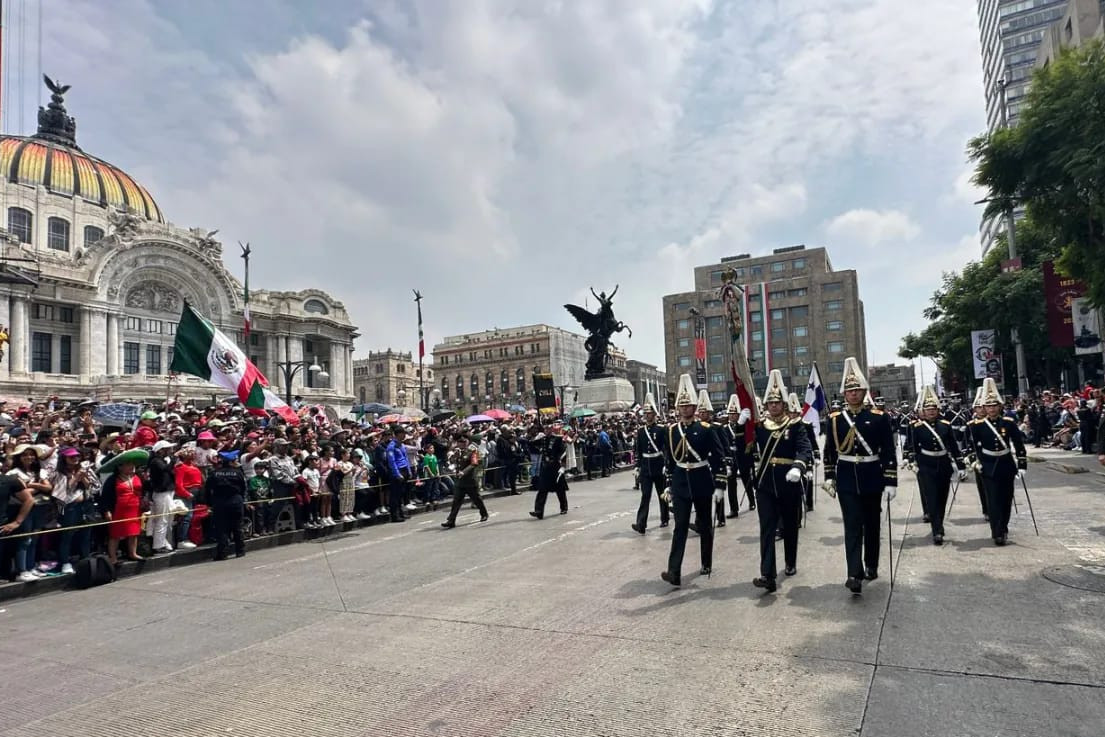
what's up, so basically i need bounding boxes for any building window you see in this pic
[441,356,448,366]
[59,307,74,323]
[397,363,405,373]
[126,317,141,331]
[676,356,690,367]
[771,327,786,342]
[456,375,464,398]
[772,347,788,357]
[710,373,725,383]
[32,304,55,321]
[748,294,761,305]
[823,281,843,292]
[59,335,72,374]
[795,345,809,356]
[793,326,808,338]
[704,300,721,309]
[517,367,526,394]
[485,371,494,394]
[710,353,723,365]
[146,345,162,374]
[792,258,806,270]
[31,332,51,372]
[828,341,845,353]
[167,346,173,365]
[770,308,785,321]
[826,320,844,331]
[751,265,763,277]
[709,270,723,285]
[375,386,384,402]
[303,299,329,314]
[750,312,762,323]
[7,207,32,243]
[360,387,367,404]
[501,370,509,394]
[470,373,479,396]
[751,330,763,342]
[678,338,690,348]
[441,377,449,400]
[787,288,807,297]
[751,349,764,360]
[249,333,260,346]
[47,217,71,251]
[673,302,690,311]
[676,319,690,330]
[770,262,785,273]
[705,316,723,329]
[790,306,809,319]
[734,267,746,277]
[829,361,844,372]
[83,225,104,247]
[146,319,163,334]
[123,342,140,374]
[825,300,843,311]
[768,290,786,300]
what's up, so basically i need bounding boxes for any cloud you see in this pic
[824,209,922,247]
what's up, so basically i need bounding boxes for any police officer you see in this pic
[823,358,897,595]
[530,424,568,519]
[908,385,966,545]
[967,378,1027,546]
[752,372,813,593]
[631,393,669,534]
[207,450,247,560]
[721,394,753,519]
[661,375,728,586]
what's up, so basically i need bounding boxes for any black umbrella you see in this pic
[431,410,455,423]
[355,402,393,416]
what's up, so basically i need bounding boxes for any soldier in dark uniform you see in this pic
[207,450,248,560]
[967,387,990,520]
[694,390,728,528]
[661,375,728,586]
[441,430,489,528]
[907,385,966,545]
[788,392,819,512]
[823,358,897,595]
[530,425,568,519]
[721,394,753,519]
[967,378,1027,545]
[752,372,813,593]
[631,393,669,534]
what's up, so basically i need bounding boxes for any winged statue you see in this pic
[564,285,632,380]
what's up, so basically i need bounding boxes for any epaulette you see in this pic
[700,421,711,428]
[828,411,841,418]
[871,408,884,415]
[910,420,921,427]
[940,419,951,425]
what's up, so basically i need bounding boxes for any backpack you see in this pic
[74,554,116,589]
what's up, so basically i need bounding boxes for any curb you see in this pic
[0,466,633,605]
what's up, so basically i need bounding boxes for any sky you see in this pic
[8,0,989,370]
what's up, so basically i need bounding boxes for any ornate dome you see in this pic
[0,76,164,223]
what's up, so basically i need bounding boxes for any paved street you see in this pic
[1,461,1103,737]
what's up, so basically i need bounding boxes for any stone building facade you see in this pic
[0,79,357,408]
[625,359,667,409]
[432,324,587,416]
[868,363,917,405]
[662,245,867,405]
[352,350,433,408]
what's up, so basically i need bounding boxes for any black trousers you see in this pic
[837,492,882,579]
[636,472,669,529]
[388,478,408,521]
[917,470,950,537]
[981,471,1015,539]
[214,501,245,558]
[756,478,802,579]
[534,481,567,517]
[667,494,713,578]
[973,472,989,515]
[447,483,487,522]
[504,462,520,492]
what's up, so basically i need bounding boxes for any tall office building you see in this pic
[976,0,1070,254]
[662,246,867,406]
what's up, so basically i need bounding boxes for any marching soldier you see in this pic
[661,375,728,586]
[751,372,813,593]
[823,358,897,595]
[631,393,669,534]
[788,392,819,512]
[908,385,966,545]
[721,394,753,519]
[967,386,991,520]
[967,378,1027,545]
[441,429,489,528]
[690,389,725,532]
[530,425,569,519]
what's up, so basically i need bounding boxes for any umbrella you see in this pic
[93,402,144,428]
[570,407,597,418]
[430,410,456,423]
[466,414,495,424]
[484,408,512,421]
[390,406,428,420]
[355,403,393,416]
[97,448,151,475]
[507,404,527,413]
[377,414,413,424]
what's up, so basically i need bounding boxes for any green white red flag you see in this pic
[170,303,298,424]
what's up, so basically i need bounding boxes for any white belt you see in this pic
[837,454,880,464]
[675,461,709,470]
[981,448,1011,457]
[642,452,663,459]
[920,449,948,457]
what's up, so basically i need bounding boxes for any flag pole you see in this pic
[414,289,425,412]
[239,242,251,342]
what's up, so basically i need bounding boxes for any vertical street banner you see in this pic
[760,282,771,371]
[1071,297,1103,356]
[971,329,999,380]
[694,315,707,389]
[1042,261,1086,347]
[533,373,557,413]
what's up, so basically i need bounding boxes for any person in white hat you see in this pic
[823,357,898,595]
[968,386,990,520]
[631,393,669,534]
[147,439,178,554]
[750,371,812,593]
[966,378,1027,546]
[693,389,727,528]
[721,394,754,519]
[907,385,966,545]
[660,375,728,587]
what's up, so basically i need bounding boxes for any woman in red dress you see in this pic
[99,459,145,564]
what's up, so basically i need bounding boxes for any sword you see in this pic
[1019,475,1040,536]
[947,475,961,518]
[886,501,895,592]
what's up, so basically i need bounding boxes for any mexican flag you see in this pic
[170,303,299,424]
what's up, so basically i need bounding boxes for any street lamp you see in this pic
[276,354,328,406]
[557,384,573,417]
[397,389,407,408]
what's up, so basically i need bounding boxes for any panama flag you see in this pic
[170,303,299,424]
[802,363,828,434]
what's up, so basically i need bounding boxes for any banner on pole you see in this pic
[971,329,998,380]
[694,316,707,389]
[1042,261,1086,347]
[1071,298,1103,356]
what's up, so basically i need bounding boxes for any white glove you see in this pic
[737,408,751,426]
[971,461,982,473]
[713,489,723,503]
[957,469,967,481]
[785,468,801,484]
[661,490,672,505]
[1017,470,1026,480]
[804,470,814,482]
[822,479,836,498]
[886,486,897,502]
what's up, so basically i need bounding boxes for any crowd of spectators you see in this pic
[0,397,647,585]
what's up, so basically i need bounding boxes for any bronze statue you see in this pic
[565,285,632,379]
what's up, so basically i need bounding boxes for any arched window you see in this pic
[441,376,449,400]
[456,375,464,399]
[359,386,366,403]
[83,225,104,247]
[500,369,509,394]
[7,207,32,243]
[47,217,71,251]
[303,299,329,315]
[470,372,479,396]
[516,367,526,393]
[485,371,493,394]
[375,385,384,401]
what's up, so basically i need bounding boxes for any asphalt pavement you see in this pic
[1,460,1103,736]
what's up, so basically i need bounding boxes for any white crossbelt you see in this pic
[837,454,880,463]
[642,452,663,459]
[920,449,948,457]
[981,448,1011,457]
[675,461,709,470]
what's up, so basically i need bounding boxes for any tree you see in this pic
[968,39,1105,307]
